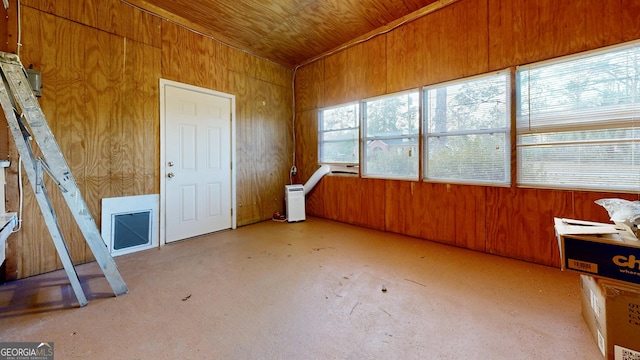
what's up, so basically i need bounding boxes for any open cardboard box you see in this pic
[554,218,640,286]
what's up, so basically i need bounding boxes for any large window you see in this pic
[319,103,359,165]
[423,71,511,185]
[362,90,420,180]
[517,42,640,191]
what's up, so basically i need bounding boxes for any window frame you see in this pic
[422,70,512,186]
[361,89,421,181]
[515,40,640,192]
[318,102,360,168]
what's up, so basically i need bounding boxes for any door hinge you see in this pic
[230,161,233,170]
[230,208,233,216]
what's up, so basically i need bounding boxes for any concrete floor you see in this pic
[0,217,601,359]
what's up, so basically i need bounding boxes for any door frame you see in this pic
[159,79,237,246]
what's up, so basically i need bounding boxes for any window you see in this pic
[423,71,511,185]
[362,90,419,180]
[318,103,359,165]
[517,42,640,191]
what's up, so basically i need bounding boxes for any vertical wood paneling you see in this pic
[488,0,625,70]
[323,176,385,231]
[10,7,59,278]
[485,188,573,266]
[69,0,97,28]
[573,192,640,224]
[229,70,260,225]
[55,17,87,263]
[386,22,426,92]
[349,35,387,99]
[297,0,640,269]
[294,110,319,184]
[6,0,293,280]
[323,50,350,105]
[144,45,162,194]
[83,25,101,260]
[305,178,325,217]
[223,47,293,226]
[294,60,325,112]
[622,0,640,41]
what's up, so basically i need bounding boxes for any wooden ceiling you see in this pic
[123,0,444,68]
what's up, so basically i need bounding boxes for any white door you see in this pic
[161,82,233,243]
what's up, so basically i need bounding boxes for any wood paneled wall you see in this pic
[296,0,640,267]
[2,0,293,280]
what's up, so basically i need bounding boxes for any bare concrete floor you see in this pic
[1,217,601,359]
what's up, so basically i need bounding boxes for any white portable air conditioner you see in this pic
[285,184,305,222]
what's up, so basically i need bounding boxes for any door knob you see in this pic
[167,172,174,178]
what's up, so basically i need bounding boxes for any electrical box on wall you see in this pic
[26,66,42,97]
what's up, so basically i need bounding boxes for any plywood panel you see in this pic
[229,71,260,225]
[323,50,350,106]
[350,35,388,100]
[488,0,625,70]
[573,192,640,224]
[294,60,324,112]
[322,176,385,231]
[229,66,293,225]
[6,1,296,280]
[293,109,319,185]
[249,78,292,220]
[83,24,102,253]
[144,45,162,194]
[55,17,88,263]
[202,37,230,93]
[69,0,97,28]
[10,7,60,278]
[485,188,573,266]
[305,176,325,217]
[386,21,427,93]
[622,0,640,42]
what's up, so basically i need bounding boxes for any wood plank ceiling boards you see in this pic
[121,0,449,68]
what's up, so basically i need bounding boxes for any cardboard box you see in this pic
[555,218,640,286]
[580,275,640,359]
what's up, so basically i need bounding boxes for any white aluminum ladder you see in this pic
[0,52,128,306]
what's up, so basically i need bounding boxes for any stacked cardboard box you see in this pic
[554,218,640,359]
[580,275,640,360]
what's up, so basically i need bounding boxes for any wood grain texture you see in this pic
[4,2,165,280]
[485,188,573,266]
[322,176,385,231]
[293,110,318,184]
[573,192,640,224]
[386,21,426,93]
[488,0,627,71]
[126,0,439,67]
[294,60,324,112]
[296,0,640,268]
[384,181,486,249]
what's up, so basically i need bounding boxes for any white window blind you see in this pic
[517,42,640,191]
[423,71,511,185]
[362,90,419,180]
[319,103,359,165]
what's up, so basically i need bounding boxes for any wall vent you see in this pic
[101,194,159,256]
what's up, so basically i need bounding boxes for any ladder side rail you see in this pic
[0,53,128,297]
[0,74,88,306]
